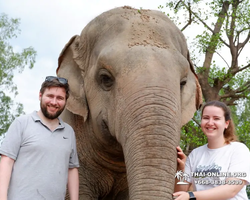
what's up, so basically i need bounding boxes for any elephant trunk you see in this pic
[118,87,181,199]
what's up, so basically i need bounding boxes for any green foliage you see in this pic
[162,1,250,197]
[0,91,24,136]
[161,0,250,148]
[234,99,250,150]
[195,31,224,54]
[0,13,36,136]
[237,121,250,148]
[180,111,207,154]
[247,185,250,199]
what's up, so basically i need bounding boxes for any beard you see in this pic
[40,101,65,120]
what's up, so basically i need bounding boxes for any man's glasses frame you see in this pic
[45,76,68,84]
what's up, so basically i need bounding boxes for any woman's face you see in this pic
[201,105,229,140]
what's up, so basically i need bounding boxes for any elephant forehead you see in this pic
[81,6,187,53]
[97,44,187,67]
[90,44,189,79]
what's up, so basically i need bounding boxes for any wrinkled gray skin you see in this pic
[57,6,202,200]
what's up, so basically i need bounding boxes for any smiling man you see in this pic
[0,76,79,200]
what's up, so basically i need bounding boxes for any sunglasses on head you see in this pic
[45,76,68,84]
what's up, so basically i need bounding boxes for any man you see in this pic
[0,76,79,200]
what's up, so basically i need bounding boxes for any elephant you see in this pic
[57,6,202,200]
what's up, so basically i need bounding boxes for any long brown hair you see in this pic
[201,100,238,144]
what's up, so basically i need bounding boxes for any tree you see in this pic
[159,0,250,152]
[234,99,250,149]
[161,0,250,105]
[0,13,36,137]
[160,1,250,196]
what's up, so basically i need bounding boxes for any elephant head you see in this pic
[57,6,202,200]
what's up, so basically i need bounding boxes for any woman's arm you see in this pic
[173,178,246,200]
[68,167,79,200]
[0,155,15,200]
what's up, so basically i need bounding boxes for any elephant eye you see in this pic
[98,69,114,91]
[180,78,187,90]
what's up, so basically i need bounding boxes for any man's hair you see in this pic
[201,100,237,144]
[40,78,70,99]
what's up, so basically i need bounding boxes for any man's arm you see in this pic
[0,155,15,200]
[68,167,79,200]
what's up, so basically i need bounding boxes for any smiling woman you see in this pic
[201,101,237,147]
[174,100,250,200]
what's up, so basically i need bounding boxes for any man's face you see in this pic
[39,87,67,119]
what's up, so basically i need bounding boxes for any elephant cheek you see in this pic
[118,88,181,199]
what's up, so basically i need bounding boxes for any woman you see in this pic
[173,100,250,200]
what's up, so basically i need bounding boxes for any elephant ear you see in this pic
[181,51,203,126]
[57,35,89,122]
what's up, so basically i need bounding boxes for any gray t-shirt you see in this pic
[0,111,79,200]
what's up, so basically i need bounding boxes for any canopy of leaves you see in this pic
[161,2,250,195]
[161,0,250,105]
[160,0,250,144]
[0,13,36,136]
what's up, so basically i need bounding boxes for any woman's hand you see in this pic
[174,147,190,193]
[176,146,186,171]
[173,191,189,200]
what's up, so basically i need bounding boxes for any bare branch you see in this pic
[238,29,250,50]
[178,1,230,47]
[231,63,250,75]
[235,80,250,93]
[221,92,248,100]
[174,0,184,9]
[227,1,238,45]
[221,81,250,101]
[181,3,192,31]
[215,51,230,68]
[215,63,250,92]
[177,1,214,32]
[191,117,201,127]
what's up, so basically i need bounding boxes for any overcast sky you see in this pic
[1,0,167,114]
[2,1,249,115]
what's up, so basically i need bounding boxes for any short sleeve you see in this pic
[0,119,23,160]
[228,143,250,184]
[185,155,193,183]
[69,129,79,168]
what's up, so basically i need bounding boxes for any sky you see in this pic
[1,1,249,115]
[1,0,167,114]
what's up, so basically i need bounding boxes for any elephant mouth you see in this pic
[96,111,112,138]
[100,119,124,162]
[101,119,118,144]
[101,120,111,136]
